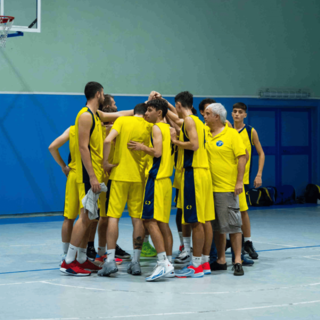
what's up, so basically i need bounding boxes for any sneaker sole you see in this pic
[60,268,91,277]
[174,259,191,264]
[203,270,211,275]
[97,268,118,277]
[234,272,244,276]
[146,271,166,282]
[115,255,131,259]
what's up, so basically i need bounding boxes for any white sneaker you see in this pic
[146,262,166,282]
[165,269,175,278]
[174,250,191,264]
[59,254,66,267]
[163,261,174,277]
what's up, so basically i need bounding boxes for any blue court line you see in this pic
[256,245,320,252]
[1,245,320,276]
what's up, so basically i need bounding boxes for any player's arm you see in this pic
[103,129,119,174]
[245,149,249,163]
[252,128,265,188]
[127,125,162,157]
[97,110,134,122]
[78,113,101,193]
[166,115,181,136]
[170,117,199,151]
[48,127,71,177]
[166,109,184,128]
[235,154,246,196]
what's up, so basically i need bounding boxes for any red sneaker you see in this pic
[175,263,204,278]
[95,254,106,266]
[60,260,91,277]
[115,258,123,265]
[202,262,211,275]
[80,259,102,272]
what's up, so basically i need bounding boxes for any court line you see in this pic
[253,241,296,247]
[0,279,57,286]
[303,255,320,261]
[40,280,320,295]
[0,268,59,275]
[17,299,320,320]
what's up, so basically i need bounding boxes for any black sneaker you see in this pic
[233,263,244,276]
[210,261,227,271]
[115,244,131,259]
[225,239,231,251]
[244,241,259,259]
[86,246,97,261]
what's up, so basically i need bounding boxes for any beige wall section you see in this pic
[1,0,319,96]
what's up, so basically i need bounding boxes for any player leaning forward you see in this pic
[128,99,175,281]
[171,91,215,278]
[204,103,247,276]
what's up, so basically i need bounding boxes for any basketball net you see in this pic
[0,16,15,48]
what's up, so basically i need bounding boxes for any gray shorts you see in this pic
[212,192,242,234]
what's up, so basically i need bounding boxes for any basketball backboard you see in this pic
[0,0,41,33]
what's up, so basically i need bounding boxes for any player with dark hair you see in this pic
[198,98,216,116]
[171,91,215,278]
[231,102,265,259]
[128,99,175,281]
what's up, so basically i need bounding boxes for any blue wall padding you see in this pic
[0,93,318,215]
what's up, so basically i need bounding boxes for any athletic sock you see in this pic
[144,235,149,243]
[62,242,69,255]
[65,244,77,264]
[244,237,252,242]
[183,237,191,255]
[88,241,94,248]
[97,246,106,257]
[77,248,87,264]
[106,249,115,262]
[157,251,167,261]
[178,232,184,247]
[201,255,210,264]
[167,255,172,263]
[192,256,201,268]
[132,249,141,263]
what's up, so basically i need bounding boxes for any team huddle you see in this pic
[49,82,265,281]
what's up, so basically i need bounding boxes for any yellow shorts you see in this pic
[64,170,80,220]
[181,168,215,224]
[173,169,182,190]
[239,187,249,212]
[141,177,172,223]
[99,176,110,218]
[107,180,144,219]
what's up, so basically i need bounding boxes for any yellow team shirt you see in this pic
[68,125,76,172]
[177,115,209,169]
[110,116,153,182]
[238,125,254,185]
[148,122,174,180]
[74,107,104,183]
[206,124,246,192]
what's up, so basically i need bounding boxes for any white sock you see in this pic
[192,256,201,268]
[132,249,141,263]
[226,234,230,240]
[178,232,184,247]
[157,251,167,261]
[106,249,115,262]
[62,242,69,255]
[98,246,106,257]
[244,237,252,243]
[201,255,210,264]
[144,235,149,243]
[65,244,77,264]
[167,255,172,263]
[76,248,87,264]
[183,237,191,255]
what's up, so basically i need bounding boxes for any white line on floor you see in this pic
[17,299,320,320]
[253,241,297,247]
[303,255,320,261]
[0,244,46,247]
[0,279,57,286]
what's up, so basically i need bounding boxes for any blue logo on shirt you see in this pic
[216,140,224,147]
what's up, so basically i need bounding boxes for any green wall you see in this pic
[1,0,320,96]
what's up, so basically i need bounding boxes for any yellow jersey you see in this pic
[206,124,246,192]
[238,125,254,185]
[177,115,208,169]
[74,107,104,183]
[148,122,174,180]
[110,116,153,182]
[67,125,76,172]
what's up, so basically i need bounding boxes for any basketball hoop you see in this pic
[0,16,15,48]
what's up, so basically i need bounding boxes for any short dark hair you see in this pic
[233,102,247,112]
[134,103,147,115]
[175,91,193,109]
[146,99,168,118]
[199,98,216,112]
[99,94,116,112]
[191,107,197,115]
[84,82,103,100]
